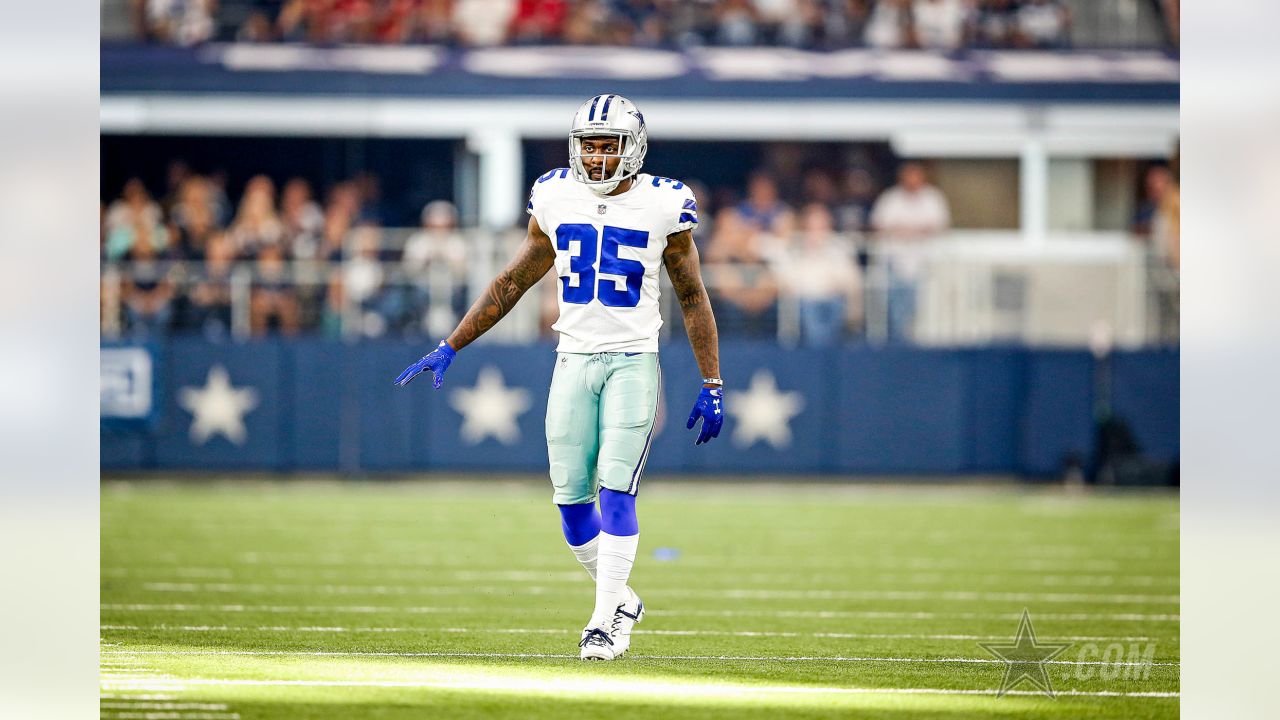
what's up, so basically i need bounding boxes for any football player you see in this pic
[394,94,723,660]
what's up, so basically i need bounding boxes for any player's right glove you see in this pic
[393,340,456,389]
[686,386,724,446]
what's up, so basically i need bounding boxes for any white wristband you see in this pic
[702,377,723,386]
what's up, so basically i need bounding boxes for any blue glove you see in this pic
[686,386,724,445]
[393,340,456,389]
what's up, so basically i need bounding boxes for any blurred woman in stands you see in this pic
[229,175,285,259]
[773,203,863,347]
[104,178,167,261]
[183,231,236,340]
[705,207,779,339]
[170,174,221,261]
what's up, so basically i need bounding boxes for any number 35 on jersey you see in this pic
[528,171,698,354]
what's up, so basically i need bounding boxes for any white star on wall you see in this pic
[449,366,532,445]
[727,369,804,449]
[178,365,260,446]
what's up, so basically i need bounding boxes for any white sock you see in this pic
[568,534,599,582]
[587,532,639,630]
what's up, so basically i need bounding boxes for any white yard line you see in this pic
[99,624,1163,642]
[100,603,1181,621]
[98,676,1179,699]
[100,703,229,711]
[100,649,1178,667]
[98,707,239,712]
[101,566,1179,587]
[132,582,1179,605]
[182,551,1169,574]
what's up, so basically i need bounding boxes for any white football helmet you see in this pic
[568,94,648,195]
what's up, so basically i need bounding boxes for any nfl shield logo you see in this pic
[597,204,607,215]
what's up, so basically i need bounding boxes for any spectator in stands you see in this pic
[870,160,950,341]
[250,243,301,336]
[833,166,878,233]
[278,0,373,43]
[705,207,779,338]
[562,0,610,44]
[368,0,423,43]
[1014,0,1070,49]
[141,0,217,46]
[774,203,862,346]
[967,0,1018,47]
[105,179,169,261]
[872,162,949,240]
[609,0,666,47]
[208,169,232,227]
[667,1,717,47]
[829,0,874,48]
[170,175,222,261]
[773,0,830,48]
[318,204,353,263]
[912,0,968,50]
[452,0,517,45]
[402,200,468,336]
[415,0,455,43]
[800,168,839,214]
[353,171,388,225]
[1133,164,1179,268]
[864,0,912,48]
[280,177,325,260]
[332,224,401,336]
[229,175,285,258]
[121,229,178,338]
[714,0,760,46]
[601,5,639,45]
[736,171,793,233]
[326,180,363,226]
[237,9,277,41]
[508,0,568,43]
[161,159,192,217]
[184,230,236,339]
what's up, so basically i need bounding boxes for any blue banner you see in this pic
[101,44,1178,103]
[101,339,1178,478]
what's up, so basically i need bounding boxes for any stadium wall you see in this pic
[101,340,1177,478]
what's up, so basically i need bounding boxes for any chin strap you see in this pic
[588,173,635,195]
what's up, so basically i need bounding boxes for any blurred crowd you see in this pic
[102,154,1178,346]
[101,164,471,341]
[121,0,1178,50]
[100,155,963,346]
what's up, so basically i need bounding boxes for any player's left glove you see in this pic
[393,340,456,389]
[686,386,724,446]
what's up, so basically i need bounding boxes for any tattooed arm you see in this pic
[663,229,721,385]
[445,216,555,351]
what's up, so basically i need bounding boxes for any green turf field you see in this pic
[101,478,1179,719]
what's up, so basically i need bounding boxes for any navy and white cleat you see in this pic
[608,586,645,657]
[579,627,616,661]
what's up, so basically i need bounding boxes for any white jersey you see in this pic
[527,170,698,353]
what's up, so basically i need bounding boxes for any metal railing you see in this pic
[100,229,1178,348]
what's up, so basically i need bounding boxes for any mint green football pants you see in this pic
[545,352,661,505]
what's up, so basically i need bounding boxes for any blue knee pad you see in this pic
[599,488,639,536]
[558,502,601,546]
